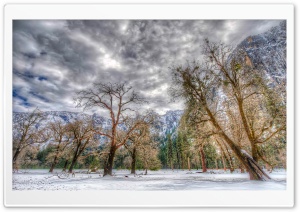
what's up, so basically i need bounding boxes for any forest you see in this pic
[12,40,286,181]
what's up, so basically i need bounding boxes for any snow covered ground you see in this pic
[12,169,286,191]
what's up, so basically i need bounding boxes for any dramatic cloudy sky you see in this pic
[13,20,281,116]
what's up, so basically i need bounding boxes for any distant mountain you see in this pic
[233,21,286,84]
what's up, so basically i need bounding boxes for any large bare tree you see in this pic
[75,82,146,176]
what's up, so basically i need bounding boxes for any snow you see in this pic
[12,169,286,191]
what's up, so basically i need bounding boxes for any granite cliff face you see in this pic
[233,21,286,84]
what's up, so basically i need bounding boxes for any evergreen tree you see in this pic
[167,134,174,170]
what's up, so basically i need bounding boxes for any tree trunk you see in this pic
[63,160,69,171]
[181,156,184,170]
[13,148,21,163]
[176,152,181,169]
[49,155,58,173]
[49,143,62,172]
[187,157,191,171]
[205,107,270,180]
[241,150,271,180]
[251,143,259,162]
[224,145,234,172]
[240,163,245,173]
[130,147,136,174]
[103,145,117,176]
[215,159,219,169]
[221,153,226,171]
[68,155,78,173]
[199,146,207,172]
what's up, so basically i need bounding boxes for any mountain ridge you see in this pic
[13,110,184,139]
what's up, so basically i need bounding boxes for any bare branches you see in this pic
[13,108,46,165]
[170,39,286,180]
[74,82,147,176]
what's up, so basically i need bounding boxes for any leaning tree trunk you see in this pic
[68,144,81,173]
[199,146,207,172]
[226,140,270,180]
[13,148,21,164]
[49,143,62,172]
[68,155,79,173]
[240,150,271,180]
[62,160,69,171]
[187,157,191,171]
[205,108,270,180]
[49,155,58,173]
[130,147,137,174]
[103,145,117,176]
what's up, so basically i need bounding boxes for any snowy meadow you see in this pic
[12,169,286,191]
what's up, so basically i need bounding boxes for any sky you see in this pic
[13,20,282,116]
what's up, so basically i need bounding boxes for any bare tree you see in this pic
[125,122,148,175]
[124,111,157,174]
[139,135,161,175]
[66,119,95,173]
[75,82,146,176]
[13,108,48,169]
[47,121,71,172]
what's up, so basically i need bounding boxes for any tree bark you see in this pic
[176,151,181,169]
[224,145,234,172]
[199,146,207,172]
[63,160,69,171]
[130,147,136,174]
[68,155,78,173]
[49,155,58,173]
[103,145,117,176]
[187,157,191,171]
[13,148,21,163]
[251,143,259,162]
[49,145,61,172]
[240,163,245,173]
[215,159,219,169]
[181,156,184,170]
[221,153,226,171]
[68,144,80,173]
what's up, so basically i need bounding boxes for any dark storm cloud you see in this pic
[13,20,282,115]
